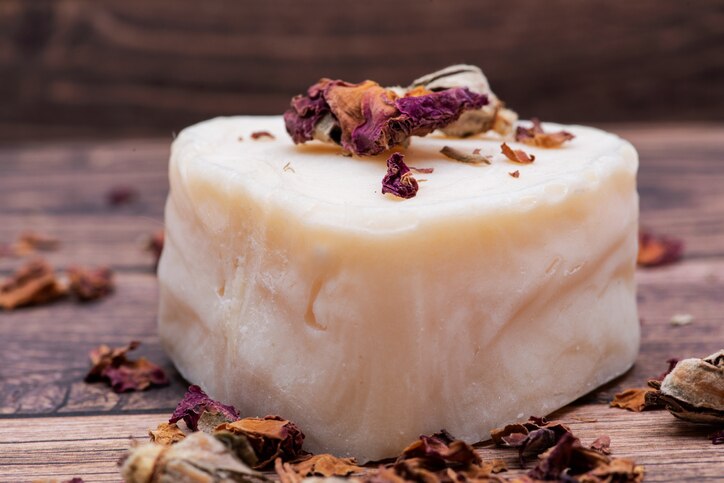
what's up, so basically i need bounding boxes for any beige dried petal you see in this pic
[149,422,186,446]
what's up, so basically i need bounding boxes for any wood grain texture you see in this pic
[1,0,724,141]
[0,126,723,480]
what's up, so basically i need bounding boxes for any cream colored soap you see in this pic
[158,116,640,462]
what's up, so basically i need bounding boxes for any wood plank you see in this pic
[1,1,724,140]
[0,407,722,481]
[1,259,723,417]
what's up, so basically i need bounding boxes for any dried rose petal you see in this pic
[515,118,575,148]
[251,131,275,140]
[170,384,240,432]
[439,146,491,164]
[0,259,67,310]
[408,166,434,174]
[85,341,169,393]
[637,230,684,267]
[651,358,679,382]
[381,153,418,199]
[147,229,164,270]
[149,422,186,446]
[398,433,481,468]
[292,454,363,477]
[501,142,535,164]
[610,388,662,412]
[107,185,139,206]
[11,231,60,256]
[67,266,114,302]
[216,415,305,469]
[590,435,611,455]
[285,76,487,156]
[490,416,571,466]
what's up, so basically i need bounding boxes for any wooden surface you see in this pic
[1,124,724,481]
[2,0,724,141]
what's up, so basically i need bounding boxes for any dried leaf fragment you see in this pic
[440,145,491,164]
[149,422,186,446]
[121,431,268,483]
[381,153,418,199]
[170,384,240,432]
[292,454,363,477]
[637,230,683,267]
[500,143,535,164]
[0,259,67,310]
[515,118,575,148]
[216,415,305,469]
[67,266,114,302]
[251,131,276,140]
[610,388,662,412]
[85,341,169,393]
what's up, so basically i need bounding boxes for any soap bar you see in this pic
[158,116,640,462]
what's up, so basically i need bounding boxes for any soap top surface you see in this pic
[172,116,637,231]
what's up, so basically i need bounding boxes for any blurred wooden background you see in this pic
[1,0,723,142]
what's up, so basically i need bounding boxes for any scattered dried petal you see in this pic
[11,231,60,256]
[398,433,481,468]
[637,230,684,267]
[107,185,139,206]
[292,454,363,477]
[440,145,492,164]
[490,416,571,466]
[528,433,643,482]
[500,143,535,164]
[147,229,164,269]
[0,259,67,310]
[85,341,169,393]
[590,435,611,455]
[149,422,186,446]
[409,166,434,174]
[610,388,662,412]
[515,118,575,148]
[252,131,276,140]
[216,416,305,469]
[121,431,268,483]
[711,429,724,445]
[670,313,694,326]
[67,266,114,302]
[509,170,520,178]
[381,153,418,199]
[170,384,240,432]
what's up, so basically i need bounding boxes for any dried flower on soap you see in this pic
[381,153,418,199]
[216,415,306,469]
[284,73,488,156]
[490,416,571,466]
[646,350,724,424]
[0,259,67,310]
[8,231,59,257]
[85,341,169,392]
[121,431,269,483]
[515,118,575,148]
[637,230,684,267]
[440,145,492,164]
[170,384,240,432]
[107,185,139,206]
[500,143,535,164]
[67,266,114,302]
[527,432,644,482]
[149,422,186,446]
[251,131,276,140]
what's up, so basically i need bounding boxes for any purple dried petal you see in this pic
[169,385,240,431]
[381,153,418,199]
[393,87,488,137]
[283,80,334,144]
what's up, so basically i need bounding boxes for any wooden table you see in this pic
[0,125,723,482]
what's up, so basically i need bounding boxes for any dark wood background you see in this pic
[2,0,724,142]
